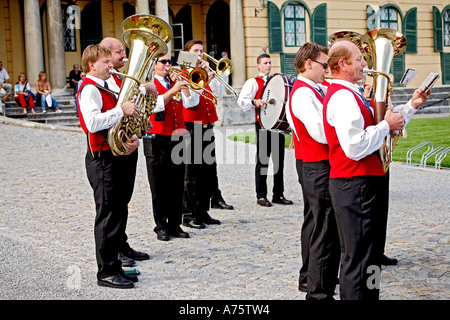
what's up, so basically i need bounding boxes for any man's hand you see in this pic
[253,99,264,109]
[144,82,158,99]
[384,109,404,131]
[146,120,153,133]
[411,88,430,109]
[121,99,140,118]
[124,136,139,155]
[172,79,188,93]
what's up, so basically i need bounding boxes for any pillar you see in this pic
[23,0,44,91]
[229,0,246,91]
[46,0,67,92]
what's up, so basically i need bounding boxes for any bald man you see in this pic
[323,40,429,300]
[99,37,152,264]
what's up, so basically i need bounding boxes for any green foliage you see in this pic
[228,117,450,167]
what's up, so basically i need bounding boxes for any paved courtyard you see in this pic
[0,116,448,303]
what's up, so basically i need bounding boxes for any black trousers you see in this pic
[302,160,340,300]
[183,122,216,222]
[255,122,285,199]
[85,149,137,280]
[329,175,384,300]
[144,134,186,233]
[296,159,313,287]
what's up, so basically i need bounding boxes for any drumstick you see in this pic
[261,98,275,105]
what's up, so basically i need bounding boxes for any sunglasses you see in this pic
[312,60,329,69]
[158,59,172,65]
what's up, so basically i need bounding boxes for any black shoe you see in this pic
[118,252,136,267]
[380,254,398,265]
[120,246,150,261]
[97,275,134,289]
[169,226,190,238]
[298,283,307,293]
[156,229,170,241]
[182,215,206,229]
[257,197,272,207]
[183,219,206,229]
[202,216,221,225]
[272,195,293,205]
[211,197,234,210]
[120,270,139,282]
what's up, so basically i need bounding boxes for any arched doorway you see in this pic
[206,1,230,61]
[80,2,103,52]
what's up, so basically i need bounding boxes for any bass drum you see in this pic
[258,73,295,135]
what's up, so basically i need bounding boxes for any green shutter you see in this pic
[268,2,282,53]
[433,6,443,52]
[441,53,450,84]
[366,5,379,31]
[280,53,296,77]
[391,54,405,86]
[404,8,417,54]
[311,3,327,46]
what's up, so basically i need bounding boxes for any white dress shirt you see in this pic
[153,74,199,109]
[237,73,268,112]
[286,75,328,145]
[326,79,416,161]
[79,75,124,133]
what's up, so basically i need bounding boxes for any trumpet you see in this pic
[198,53,237,97]
[166,66,218,104]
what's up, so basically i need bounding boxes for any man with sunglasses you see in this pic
[143,53,197,241]
[286,42,340,300]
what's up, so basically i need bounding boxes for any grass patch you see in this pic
[227,116,450,167]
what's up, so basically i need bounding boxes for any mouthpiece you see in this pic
[122,58,128,63]
[109,69,119,75]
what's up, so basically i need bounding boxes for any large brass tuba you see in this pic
[360,28,407,172]
[107,14,172,156]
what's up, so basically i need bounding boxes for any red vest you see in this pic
[182,70,218,124]
[323,83,385,178]
[149,79,186,135]
[77,77,117,152]
[288,80,329,162]
[254,76,265,123]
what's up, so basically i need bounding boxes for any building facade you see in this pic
[0,0,449,94]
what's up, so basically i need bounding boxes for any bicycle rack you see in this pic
[435,147,450,170]
[421,147,444,167]
[406,141,433,166]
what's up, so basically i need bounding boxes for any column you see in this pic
[23,0,44,91]
[155,0,172,52]
[135,0,150,14]
[46,0,67,92]
[229,0,246,91]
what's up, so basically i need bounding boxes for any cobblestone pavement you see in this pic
[0,117,448,301]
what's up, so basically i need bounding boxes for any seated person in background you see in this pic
[69,64,82,94]
[35,71,62,113]
[14,72,36,114]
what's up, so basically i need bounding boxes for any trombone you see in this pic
[199,53,238,97]
[166,66,218,104]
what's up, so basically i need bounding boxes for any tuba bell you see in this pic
[360,28,407,172]
[107,14,172,156]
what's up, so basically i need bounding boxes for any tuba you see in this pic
[360,28,407,172]
[107,14,172,156]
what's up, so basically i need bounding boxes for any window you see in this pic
[171,23,184,52]
[444,8,450,46]
[62,5,77,51]
[284,3,306,47]
[380,7,398,30]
